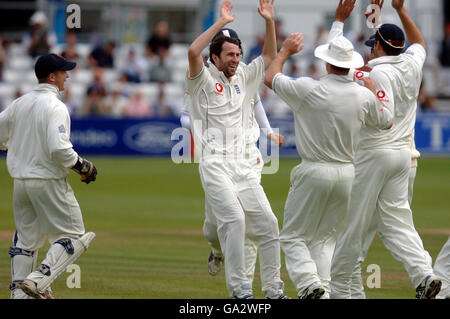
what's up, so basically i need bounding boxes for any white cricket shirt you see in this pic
[186,56,264,159]
[359,43,426,150]
[0,84,78,179]
[272,73,393,164]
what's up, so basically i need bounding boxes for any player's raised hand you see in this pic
[257,0,275,22]
[392,0,404,11]
[268,132,285,147]
[335,0,356,22]
[280,33,304,57]
[220,0,236,24]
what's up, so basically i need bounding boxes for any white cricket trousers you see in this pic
[202,144,263,283]
[10,178,85,298]
[331,148,434,299]
[13,178,85,250]
[346,166,418,298]
[434,237,450,298]
[199,157,282,297]
[280,161,355,296]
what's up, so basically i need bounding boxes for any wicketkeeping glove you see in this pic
[72,156,97,184]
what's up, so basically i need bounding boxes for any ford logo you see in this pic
[123,122,178,154]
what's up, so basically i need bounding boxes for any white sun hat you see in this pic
[314,35,364,69]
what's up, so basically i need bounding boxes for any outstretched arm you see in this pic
[329,0,356,42]
[392,0,426,50]
[187,0,235,78]
[258,0,277,69]
[264,33,304,89]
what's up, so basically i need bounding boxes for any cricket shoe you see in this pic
[233,283,255,299]
[266,293,291,299]
[415,275,442,299]
[21,280,54,299]
[208,251,224,276]
[298,283,326,299]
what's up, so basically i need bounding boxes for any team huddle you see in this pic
[0,0,448,300]
[183,0,449,299]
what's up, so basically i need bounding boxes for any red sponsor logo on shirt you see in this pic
[355,71,364,79]
[377,90,386,99]
[215,83,223,95]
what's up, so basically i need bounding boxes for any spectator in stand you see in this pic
[149,53,172,83]
[102,85,129,118]
[81,85,106,116]
[439,22,450,67]
[0,35,6,82]
[153,86,174,118]
[61,86,79,117]
[146,20,171,59]
[119,49,147,83]
[275,19,287,51]
[247,34,265,63]
[124,90,152,118]
[418,81,437,113]
[61,31,82,68]
[259,86,291,117]
[87,67,107,97]
[88,41,116,68]
[22,11,57,58]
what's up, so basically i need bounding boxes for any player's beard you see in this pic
[223,63,238,79]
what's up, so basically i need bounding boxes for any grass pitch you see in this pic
[0,157,448,299]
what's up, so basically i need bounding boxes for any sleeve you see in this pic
[0,104,11,149]
[254,99,273,135]
[185,66,209,96]
[242,56,265,86]
[369,69,395,116]
[181,92,191,116]
[362,88,393,130]
[47,105,75,157]
[52,148,78,168]
[328,21,344,43]
[404,43,427,70]
[272,73,313,112]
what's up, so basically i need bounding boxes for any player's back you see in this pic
[360,43,426,150]
[4,84,70,179]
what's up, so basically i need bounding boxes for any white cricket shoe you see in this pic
[415,275,442,299]
[233,283,255,299]
[207,251,224,276]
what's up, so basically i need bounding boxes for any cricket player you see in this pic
[181,56,284,290]
[330,0,442,299]
[186,0,286,299]
[434,237,450,299]
[0,53,97,299]
[263,0,393,299]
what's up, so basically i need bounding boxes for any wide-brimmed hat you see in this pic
[314,36,364,69]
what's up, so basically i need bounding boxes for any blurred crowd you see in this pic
[0,11,449,118]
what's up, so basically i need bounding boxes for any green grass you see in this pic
[0,157,449,299]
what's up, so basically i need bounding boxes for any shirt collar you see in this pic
[34,83,61,97]
[323,73,353,83]
[368,54,402,68]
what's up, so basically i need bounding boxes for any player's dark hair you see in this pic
[209,35,243,66]
[375,38,403,56]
